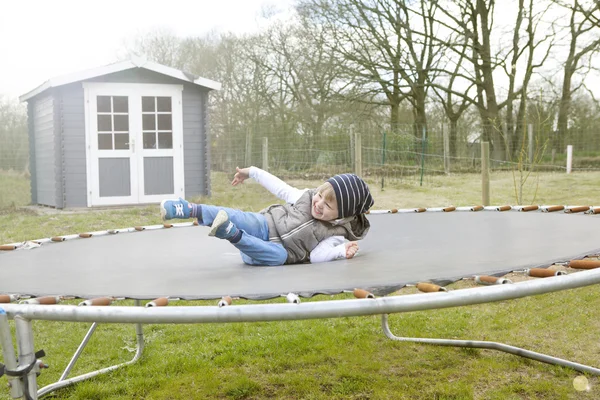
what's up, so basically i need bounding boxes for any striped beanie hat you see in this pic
[327,174,374,219]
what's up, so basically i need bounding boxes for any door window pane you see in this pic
[113,96,128,113]
[97,96,111,113]
[158,132,173,149]
[96,95,129,151]
[97,115,112,132]
[114,115,129,132]
[98,134,113,150]
[142,97,155,112]
[157,114,172,130]
[114,134,129,150]
[143,114,156,130]
[157,97,172,112]
[143,132,156,149]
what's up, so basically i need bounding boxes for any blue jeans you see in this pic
[199,205,288,266]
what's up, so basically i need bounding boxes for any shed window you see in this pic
[142,96,173,149]
[96,96,130,151]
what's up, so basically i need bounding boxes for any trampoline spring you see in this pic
[218,296,233,307]
[78,297,114,306]
[516,205,539,212]
[565,206,591,214]
[163,223,174,228]
[283,293,300,304]
[0,244,17,251]
[415,283,447,293]
[568,259,600,270]
[135,226,145,231]
[542,205,565,212]
[51,237,66,242]
[0,295,19,303]
[586,207,600,215]
[348,289,375,299]
[146,297,169,307]
[496,205,512,211]
[526,268,567,278]
[474,275,512,285]
[78,233,93,238]
[456,206,484,212]
[20,296,61,305]
[424,207,454,212]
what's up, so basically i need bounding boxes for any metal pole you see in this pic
[60,323,99,381]
[15,315,38,399]
[382,314,600,375]
[0,308,23,398]
[37,300,145,398]
[481,141,490,206]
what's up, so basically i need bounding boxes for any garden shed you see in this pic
[19,56,220,208]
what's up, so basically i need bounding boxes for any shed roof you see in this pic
[20,55,221,102]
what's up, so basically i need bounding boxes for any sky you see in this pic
[0,0,294,99]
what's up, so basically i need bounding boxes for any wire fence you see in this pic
[1,121,600,208]
[210,121,600,186]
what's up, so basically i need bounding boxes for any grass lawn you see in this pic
[1,170,600,399]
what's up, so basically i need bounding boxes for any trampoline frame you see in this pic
[2,267,600,399]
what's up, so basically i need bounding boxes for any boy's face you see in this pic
[311,191,338,221]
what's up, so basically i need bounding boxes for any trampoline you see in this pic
[1,205,600,398]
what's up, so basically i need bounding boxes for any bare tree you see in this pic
[250,20,343,139]
[552,0,600,152]
[502,0,555,159]
[0,97,28,172]
[298,0,444,137]
[430,32,473,158]
[122,28,186,68]
[432,0,509,158]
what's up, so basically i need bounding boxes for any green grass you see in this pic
[1,170,600,399]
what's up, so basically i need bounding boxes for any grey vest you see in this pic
[261,189,370,264]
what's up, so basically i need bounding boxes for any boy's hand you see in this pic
[231,167,250,186]
[345,241,359,259]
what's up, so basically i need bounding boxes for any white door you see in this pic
[84,83,184,206]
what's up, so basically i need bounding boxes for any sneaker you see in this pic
[209,210,239,240]
[160,198,192,220]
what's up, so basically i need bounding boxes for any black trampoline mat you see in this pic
[1,212,599,299]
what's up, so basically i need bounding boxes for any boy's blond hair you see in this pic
[316,182,336,203]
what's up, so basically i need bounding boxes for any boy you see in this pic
[161,166,374,266]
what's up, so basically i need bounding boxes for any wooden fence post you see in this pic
[481,141,490,206]
[262,137,269,172]
[244,128,252,167]
[443,124,450,174]
[354,128,362,177]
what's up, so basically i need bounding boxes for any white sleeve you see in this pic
[249,166,306,204]
[310,236,347,263]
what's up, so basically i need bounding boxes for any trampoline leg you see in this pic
[0,310,23,398]
[37,301,145,398]
[15,315,40,399]
[381,314,600,376]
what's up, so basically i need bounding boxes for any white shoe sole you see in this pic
[159,199,168,221]
[209,210,228,237]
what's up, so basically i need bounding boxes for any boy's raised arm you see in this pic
[232,166,305,204]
